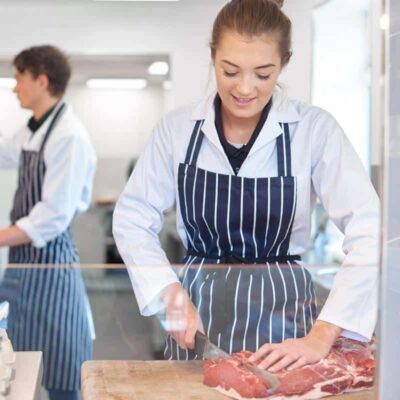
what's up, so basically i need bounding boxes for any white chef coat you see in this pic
[0,103,97,248]
[113,88,379,342]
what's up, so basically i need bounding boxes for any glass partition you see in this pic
[0,0,385,399]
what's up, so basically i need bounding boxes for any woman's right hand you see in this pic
[161,282,205,350]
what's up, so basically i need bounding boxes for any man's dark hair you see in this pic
[13,45,71,97]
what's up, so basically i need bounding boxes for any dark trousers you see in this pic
[48,389,78,400]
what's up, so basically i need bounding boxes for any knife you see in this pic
[194,331,280,393]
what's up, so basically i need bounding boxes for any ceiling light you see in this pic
[0,78,16,89]
[86,79,147,89]
[148,61,169,76]
[94,0,180,2]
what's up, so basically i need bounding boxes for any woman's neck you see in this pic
[221,104,262,145]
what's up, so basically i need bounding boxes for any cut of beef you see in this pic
[203,338,374,399]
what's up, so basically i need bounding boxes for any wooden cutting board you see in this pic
[81,360,375,400]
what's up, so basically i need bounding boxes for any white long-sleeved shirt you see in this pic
[113,89,379,342]
[0,103,96,248]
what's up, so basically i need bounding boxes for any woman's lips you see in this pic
[232,95,256,107]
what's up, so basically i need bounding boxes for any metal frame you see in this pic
[377,0,400,398]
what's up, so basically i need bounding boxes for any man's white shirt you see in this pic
[0,103,96,248]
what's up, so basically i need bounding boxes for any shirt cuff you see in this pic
[15,218,46,248]
[316,315,372,343]
[316,264,378,342]
[340,329,369,343]
[317,293,377,342]
[126,265,179,316]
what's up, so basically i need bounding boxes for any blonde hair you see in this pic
[210,0,292,67]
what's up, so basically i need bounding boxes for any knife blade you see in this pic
[194,331,280,393]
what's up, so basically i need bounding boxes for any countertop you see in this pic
[81,360,375,400]
[6,352,42,400]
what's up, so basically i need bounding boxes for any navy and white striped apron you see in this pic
[165,120,317,360]
[0,103,92,390]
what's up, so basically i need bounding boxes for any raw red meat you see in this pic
[203,338,375,399]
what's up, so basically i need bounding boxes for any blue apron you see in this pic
[0,104,92,391]
[165,120,317,360]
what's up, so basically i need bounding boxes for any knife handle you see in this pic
[194,331,207,357]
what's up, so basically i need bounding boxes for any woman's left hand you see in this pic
[248,321,342,372]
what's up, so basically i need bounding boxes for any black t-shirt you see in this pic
[214,95,272,175]
[27,104,57,133]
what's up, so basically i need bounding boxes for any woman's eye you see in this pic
[223,71,238,77]
[258,75,271,81]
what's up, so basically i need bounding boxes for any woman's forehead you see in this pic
[215,31,280,66]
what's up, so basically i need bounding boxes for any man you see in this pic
[0,45,96,400]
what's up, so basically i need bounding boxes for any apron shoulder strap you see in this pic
[39,102,67,153]
[184,120,205,166]
[276,122,292,177]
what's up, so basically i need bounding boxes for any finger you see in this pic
[197,317,205,335]
[169,331,182,348]
[177,312,189,348]
[166,308,185,331]
[268,353,299,373]
[169,311,187,349]
[258,350,285,370]
[287,357,308,371]
[184,316,198,349]
[170,329,187,350]
[248,344,279,363]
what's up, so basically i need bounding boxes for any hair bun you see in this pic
[271,0,284,8]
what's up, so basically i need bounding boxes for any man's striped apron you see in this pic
[1,103,92,390]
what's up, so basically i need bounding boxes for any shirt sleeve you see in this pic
[0,130,23,169]
[310,111,380,342]
[113,116,180,317]
[16,132,96,248]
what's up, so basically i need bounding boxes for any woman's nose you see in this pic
[236,77,254,96]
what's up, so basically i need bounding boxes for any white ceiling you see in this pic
[0,0,222,4]
[0,54,170,86]
[314,0,369,11]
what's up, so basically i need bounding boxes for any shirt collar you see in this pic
[26,101,66,138]
[190,88,302,155]
[27,102,59,133]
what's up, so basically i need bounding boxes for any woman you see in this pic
[113,0,378,372]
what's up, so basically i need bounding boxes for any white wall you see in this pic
[312,0,371,168]
[66,85,164,159]
[280,0,313,101]
[67,84,166,202]
[370,0,384,168]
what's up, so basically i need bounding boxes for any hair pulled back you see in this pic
[210,0,292,67]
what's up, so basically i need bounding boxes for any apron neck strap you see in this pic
[39,102,66,153]
[277,123,292,177]
[184,120,205,166]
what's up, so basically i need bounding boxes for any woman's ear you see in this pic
[282,51,293,68]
